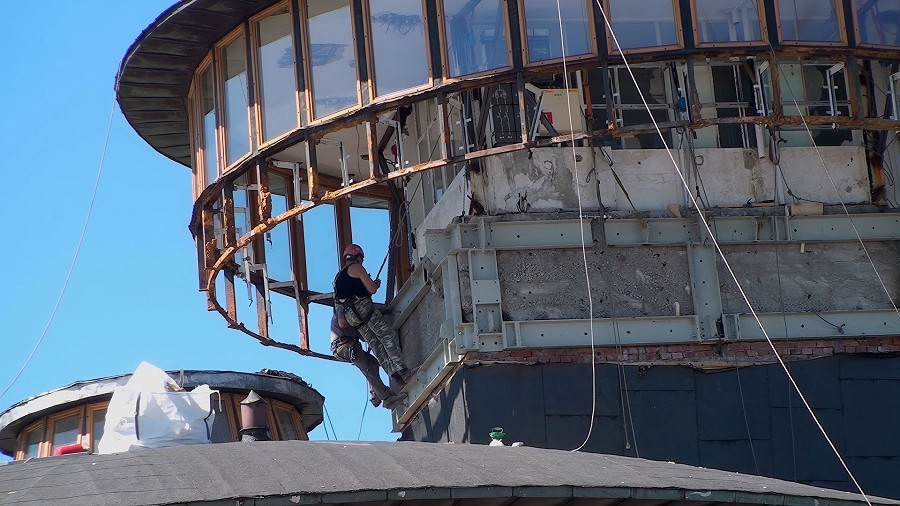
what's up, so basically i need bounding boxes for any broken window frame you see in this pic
[690,0,769,48]
[603,0,684,54]
[774,0,847,46]
[693,59,760,149]
[439,0,513,79]
[608,63,677,149]
[891,71,900,120]
[251,1,302,147]
[778,60,851,119]
[520,0,597,65]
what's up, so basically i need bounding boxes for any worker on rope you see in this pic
[330,305,406,409]
[333,244,415,385]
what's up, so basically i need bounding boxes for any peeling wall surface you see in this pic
[400,355,900,500]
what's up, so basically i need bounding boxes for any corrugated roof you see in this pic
[0,440,893,506]
[116,0,278,167]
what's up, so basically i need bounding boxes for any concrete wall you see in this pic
[400,352,900,500]
[398,281,446,369]
[470,146,870,214]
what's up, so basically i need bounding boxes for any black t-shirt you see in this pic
[333,265,370,300]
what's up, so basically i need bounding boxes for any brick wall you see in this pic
[467,336,900,367]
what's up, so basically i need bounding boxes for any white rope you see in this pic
[594,1,871,503]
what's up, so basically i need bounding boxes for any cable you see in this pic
[596,2,871,503]
[323,404,339,440]
[0,98,116,403]
[357,380,369,440]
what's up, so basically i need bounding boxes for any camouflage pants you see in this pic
[344,296,405,376]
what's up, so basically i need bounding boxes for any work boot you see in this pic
[370,396,381,408]
[392,367,418,385]
[382,392,407,410]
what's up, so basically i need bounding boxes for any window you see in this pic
[777,0,844,43]
[369,0,429,97]
[693,62,759,149]
[87,405,107,454]
[48,410,82,456]
[609,65,674,148]
[522,0,592,62]
[694,0,764,45]
[256,5,299,142]
[18,422,44,459]
[779,61,853,146]
[199,65,219,186]
[443,0,509,77]
[855,0,900,46]
[273,403,302,440]
[221,33,252,165]
[606,0,679,51]
[307,0,359,118]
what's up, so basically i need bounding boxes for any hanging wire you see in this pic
[323,404,339,440]
[0,98,117,403]
[595,1,871,502]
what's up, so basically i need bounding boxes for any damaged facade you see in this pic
[117,0,900,499]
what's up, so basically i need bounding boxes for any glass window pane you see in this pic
[51,415,81,455]
[778,0,841,42]
[258,8,298,142]
[223,34,251,165]
[90,409,106,453]
[275,408,300,440]
[201,67,218,186]
[609,0,678,50]
[308,0,359,117]
[444,0,509,76]
[695,0,763,44]
[855,0,900,46]
[23,427,42,459]
[523,0,592,61]
[369,0,429,97]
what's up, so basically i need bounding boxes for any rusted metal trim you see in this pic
[222,184,238,321]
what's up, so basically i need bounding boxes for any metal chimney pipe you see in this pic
[239,391,271,442]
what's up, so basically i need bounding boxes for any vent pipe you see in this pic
[239,391,271,442]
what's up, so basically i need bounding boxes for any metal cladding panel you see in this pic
[770,407,847,483]
[464,365,548,448]
[625,389,700,466]
[544,415,629,455]
[840,379,900,457]
[698,439,775,478]
[623,364,696,391]
[840,354,900,380]
[541,363,622,417]
[846,457,900,500]
[696,367,771,441]
[768,358,843,409]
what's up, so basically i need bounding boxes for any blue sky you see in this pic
[0,1,396,451]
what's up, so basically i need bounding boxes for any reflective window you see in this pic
[257,7,298,142]
[369,0,429,97]
[777,0,842,42]
[222,34,251,165]
[307,0,358,117]
[608,0,679,51]
[855,0,900,46]
[274,407,300,440]
[695,0,763,44]
[50,413,81,455]
[443,0,509,76]
[200,67,218,186]
[23,425,42,459]
[523,0,592,61]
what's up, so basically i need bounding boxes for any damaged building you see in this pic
[99,0,900,499]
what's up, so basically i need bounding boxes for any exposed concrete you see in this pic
[718,242,900,313]
[413,168,468,262]
[399,282,447,369]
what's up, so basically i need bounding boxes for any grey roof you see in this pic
[0,440,893,506]
[0,370,324,455]
[117,0,279,167]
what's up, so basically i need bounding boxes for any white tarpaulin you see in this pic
[97,362,217,454]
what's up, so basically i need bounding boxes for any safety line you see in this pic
[324,404,339,440]
[595,1,871,503]
[0,98,116,403]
